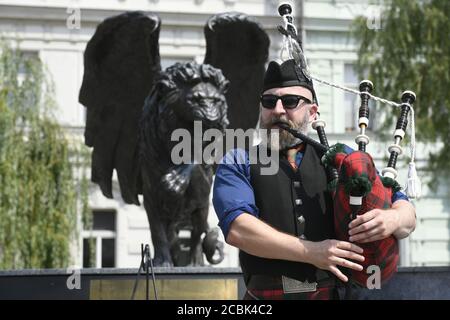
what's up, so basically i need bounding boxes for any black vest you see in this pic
[240,144,335,283]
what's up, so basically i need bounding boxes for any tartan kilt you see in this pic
[243,287,337,300]
[332,151,399,286]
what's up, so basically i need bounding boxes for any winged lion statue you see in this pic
[79,11,270,266]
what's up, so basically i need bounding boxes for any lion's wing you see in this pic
[79,11,161,204]
[204,13,270,130]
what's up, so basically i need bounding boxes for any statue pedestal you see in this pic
[0,267,245,300]
[1,267,450,299]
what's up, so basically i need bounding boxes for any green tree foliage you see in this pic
[352,0,450,187]
[0,42,89,269]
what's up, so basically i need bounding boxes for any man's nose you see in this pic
[272,99,286,116]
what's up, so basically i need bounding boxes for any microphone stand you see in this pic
[131,244,158,300]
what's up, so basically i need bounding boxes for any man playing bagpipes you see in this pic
[212,4,416,300]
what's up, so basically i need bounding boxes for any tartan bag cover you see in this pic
[330,150,399,286]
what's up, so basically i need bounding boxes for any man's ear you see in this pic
[309,104,318,120]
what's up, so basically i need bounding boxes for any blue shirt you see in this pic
[212,144,409,239]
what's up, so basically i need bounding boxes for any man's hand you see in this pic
[348,208,399,243]
[305,240,365,283]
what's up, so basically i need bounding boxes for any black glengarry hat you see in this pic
[263,59,318,104]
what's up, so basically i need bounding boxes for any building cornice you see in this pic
[0,4,355,33]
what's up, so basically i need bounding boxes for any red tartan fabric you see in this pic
[332,151,399,286]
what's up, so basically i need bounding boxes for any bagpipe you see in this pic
[276,3,421,286]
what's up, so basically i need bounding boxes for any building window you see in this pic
[17,51,39,85]
[343,63,376,132]
[344,63,359,132]
[82,209,116,268]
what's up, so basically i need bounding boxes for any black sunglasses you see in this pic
[260,94,312,110]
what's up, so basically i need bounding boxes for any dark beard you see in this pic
[260,114,309,151]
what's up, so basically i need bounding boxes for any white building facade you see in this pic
[0,0,448,269]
